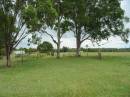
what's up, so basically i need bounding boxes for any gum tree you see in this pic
[0,0,28,67]
[64,0,128,57]
[24,0,71,58]
[87,0,129,59]
[42,0,71,58]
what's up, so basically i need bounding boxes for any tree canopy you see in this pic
[63,0,129,56]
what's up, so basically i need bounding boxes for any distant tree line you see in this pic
[16,47,130,54]
[81,48,130,52]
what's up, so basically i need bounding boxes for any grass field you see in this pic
[0,52,130,97]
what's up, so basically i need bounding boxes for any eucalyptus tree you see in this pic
[44,20,71,58]
[42,0,71,58]
[0,0,30,67]
[63,0,95,56]
[87,0,129,59]
[24,0,71,58]
[64,0,128,57]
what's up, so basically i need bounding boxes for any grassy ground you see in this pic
[0,52,130,97]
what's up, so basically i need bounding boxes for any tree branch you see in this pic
[41,30,58,45]
[13,27,27,48]
[81,35,91,43]
[14,34,28,49]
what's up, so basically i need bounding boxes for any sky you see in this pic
[18,0,130,49]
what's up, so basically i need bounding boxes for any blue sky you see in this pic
[18,0,130,49]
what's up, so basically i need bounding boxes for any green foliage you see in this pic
[22,5,40,32]
[0,0,30,66]
[0,9,15,42]
[37,41,53,53]
[87,0,126,41]
[64,0,128,41]
[0,0,30,52]
[61,0,129,56]
[23,0,57,32]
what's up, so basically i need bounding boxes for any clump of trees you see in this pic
[0,0,129,67]
[25,0,129,58]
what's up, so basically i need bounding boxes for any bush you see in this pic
[61,46,69,52]
[37,41,53,54]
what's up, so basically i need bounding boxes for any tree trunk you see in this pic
[56,17,61,59]
[5,45,11,67]
[57,38,60,59]
[6,53,11,67]
[98,48,102,60]
[76,35,81,57]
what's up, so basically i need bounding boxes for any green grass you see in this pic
[0,52,130,97]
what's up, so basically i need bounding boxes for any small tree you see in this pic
[37,41,53,55]
[0,0,30,67]
[61,46,69,52]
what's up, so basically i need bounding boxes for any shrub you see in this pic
[37,41,53,54]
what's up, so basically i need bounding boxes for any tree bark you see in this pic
[56,17,61,59]
[76,35,81,57]
[5,44,11,67]
[56,28,60,59]
[57,42,60,59]
[6,53,11,67]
